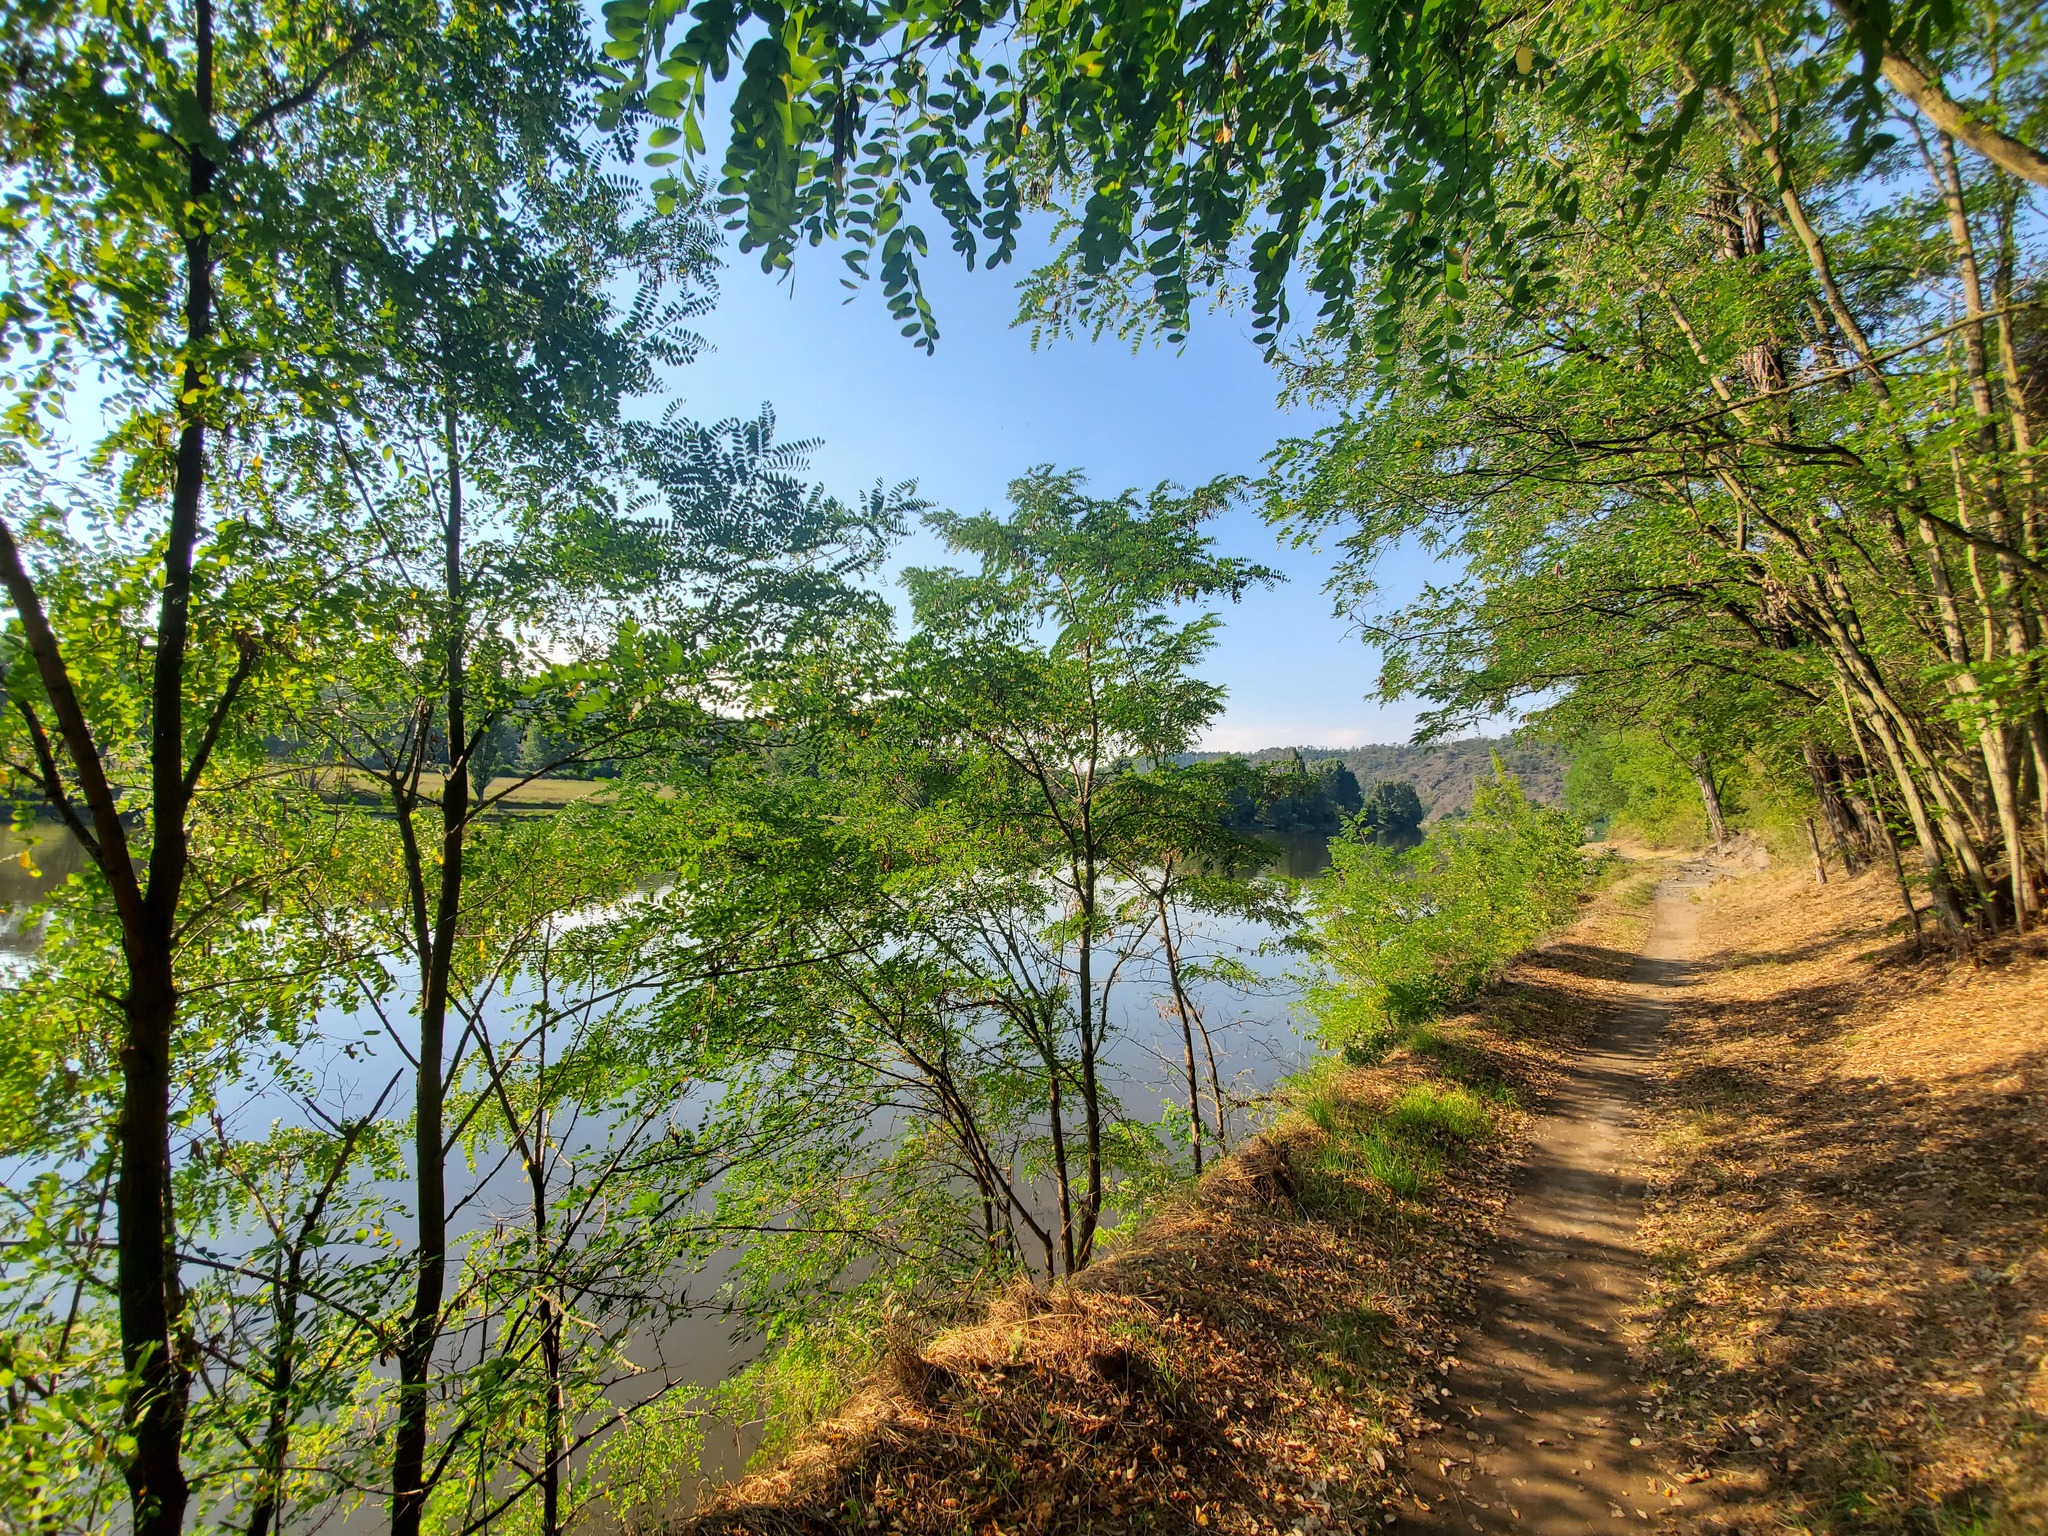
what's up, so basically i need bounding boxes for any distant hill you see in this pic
[1185,737,1563,822]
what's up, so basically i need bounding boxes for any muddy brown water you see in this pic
[1391,878,1704,1533]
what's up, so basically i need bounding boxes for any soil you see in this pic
[1391,852,2048,1535]
[678,868,1660,1536]
[1390,873,1706,1532]
[1635,860,2048,1534]
[674,853,2048,1536]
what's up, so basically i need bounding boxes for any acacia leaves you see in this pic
[597,0,2044,400]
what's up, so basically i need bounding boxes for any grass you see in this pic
[1382,1083,1491,1142]
[671,851,1662,1536]
[1302,1303,1397,1395]
[1293,1070,1494,1214]
[1618,875,1661,909]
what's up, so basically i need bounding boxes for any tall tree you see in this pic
[0,2,510,1526]
[894,470,1274,1270]
[1265,48,2045,934]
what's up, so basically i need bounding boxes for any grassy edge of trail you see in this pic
[670,860,1669,1536]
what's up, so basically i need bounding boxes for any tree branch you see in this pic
[226,30,382,155]
[182,638,258,801]
[1869,42,2048,188]
[11,700,101,861]
[0,515,144,937]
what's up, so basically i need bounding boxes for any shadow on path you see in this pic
[1390,881,1703,1532]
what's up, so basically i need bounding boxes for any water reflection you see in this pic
[0,825,93,956]
[0,819,1335,1517]
[1252,830,1335,879]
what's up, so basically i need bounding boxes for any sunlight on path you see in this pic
[1391,872,1707,1532]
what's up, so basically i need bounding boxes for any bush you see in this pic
[1303,761,1586,1059]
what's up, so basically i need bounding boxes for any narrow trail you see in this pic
[1392,875,1706,1533]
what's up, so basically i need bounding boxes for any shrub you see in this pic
[1303,761,1586,1059]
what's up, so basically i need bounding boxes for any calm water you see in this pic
[0,825,92,956]
[2,820,1330,1512]
[1255,829,1336,879]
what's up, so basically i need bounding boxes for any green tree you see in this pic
[1265,28,2048,939]
[892,470,1275,1270]
[594,0,2045,372]
[291,212,906,1536]
[0,1,575,1526]
[1106,761,1292,1173]
[1359,780,1425,845]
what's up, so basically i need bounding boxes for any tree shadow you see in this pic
[1640,906,2048,1532]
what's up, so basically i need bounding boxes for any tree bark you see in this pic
[1071,851,1104,1269]
[1842,703,1926,950]
[1044,1029,1075,1277]
[1859,35,2048,188]
[392,403,470,1536]
[1802,740,1864,870]
[1838,672,1966,937]
[116,0,220,1520]
[1805,818,1828,884]
[1195,1010,1229,1153]
[1153,879,1204,1174]
[1689,753,1728,849]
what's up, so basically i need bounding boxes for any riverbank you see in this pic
[674,855,1670,1534]
[671,849,2048,1536]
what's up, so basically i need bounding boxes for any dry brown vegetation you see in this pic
[679,873,1662,1536]
[677,856,2048,1536]
[1637,864,2048,1534]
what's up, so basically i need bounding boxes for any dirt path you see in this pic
[1391,877,1704,1533]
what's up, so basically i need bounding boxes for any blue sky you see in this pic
[662,228,1442,750]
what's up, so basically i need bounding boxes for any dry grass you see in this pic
[1636,864,2048,1534]
[678,876,1666,1536]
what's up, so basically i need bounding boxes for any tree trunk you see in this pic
[1838,673,1967,937]
[116,0,219,1521]
[1805,818,1828,884]
[1841,698,1928,950]
[392,405,471,1536]
[247,1255,305,1536]
[1044,1037,1075,1277]
[247,1116,367,1536]
[1154,885,1204,1174]
[532,1106,563,1536]
[245,1321,290,1536]
[1072,866,1104,1269]
[1689,754,1728,849]
[1821,0,2048,191]
[1802,740,1864,870]
[118,965,190,1536]
[1933,141,2033,928]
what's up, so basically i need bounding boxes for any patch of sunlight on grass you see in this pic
[1383,1083,1492,1144]
[1620,877,1660,909]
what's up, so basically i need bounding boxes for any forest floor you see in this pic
[676,852,2048,1536]
[1385,859,1706,1533]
